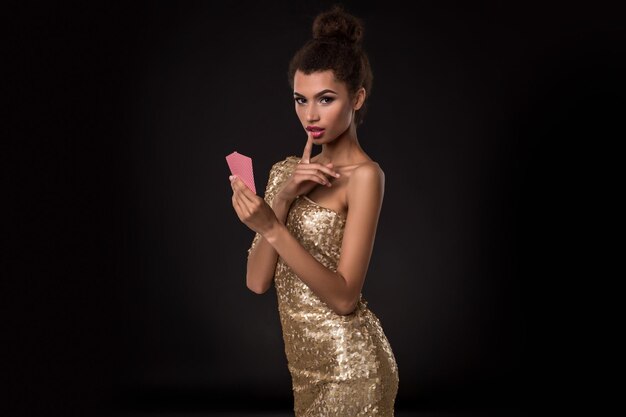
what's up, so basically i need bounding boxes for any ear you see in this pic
[353,87,366,111]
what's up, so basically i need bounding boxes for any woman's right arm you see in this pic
[246,195,293,294]
[244,147,336,293]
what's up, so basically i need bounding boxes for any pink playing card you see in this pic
[225,151,256,194]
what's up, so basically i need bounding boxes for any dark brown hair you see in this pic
[287,4,373,126]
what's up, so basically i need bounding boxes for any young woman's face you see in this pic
[293,70,363,144]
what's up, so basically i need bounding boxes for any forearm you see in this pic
[271,196,292,224]
[263,222,353,315]
[246,197,293,293]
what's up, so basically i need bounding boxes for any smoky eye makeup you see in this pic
[293,96,335,105]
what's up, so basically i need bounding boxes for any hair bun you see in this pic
[312,5,364,46]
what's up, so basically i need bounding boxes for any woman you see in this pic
[229,5,399,416]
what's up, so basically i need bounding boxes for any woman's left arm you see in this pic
[264,163,385,315]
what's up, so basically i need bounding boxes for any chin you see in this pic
[315,138,331,144]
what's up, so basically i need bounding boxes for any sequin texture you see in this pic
[248,156,399,416]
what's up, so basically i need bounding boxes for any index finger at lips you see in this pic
[301,132,313,164]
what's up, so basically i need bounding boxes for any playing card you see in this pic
[225,151,256,194]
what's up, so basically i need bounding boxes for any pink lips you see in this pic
[306,126,325,139]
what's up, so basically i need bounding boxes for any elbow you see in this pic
[246,281,270,294]
[247,285,269,295]
[246,274,271,294]
[333,273,358,316]
[246,262,272,294]
[334,298,358,316]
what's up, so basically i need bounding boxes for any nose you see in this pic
[306,103,319,122]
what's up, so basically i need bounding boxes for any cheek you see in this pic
[327,106,345,121]
[334,105,352,125]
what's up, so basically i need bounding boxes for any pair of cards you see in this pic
[225,151,256,194]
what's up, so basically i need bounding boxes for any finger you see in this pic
[303,174,331,186]
[301,131,313,164]
[294,169,331,185]
[296,163,340,179]
[295,172,332,186]
[232,176,257,205]
[232,194,243,219]
[230,178,240,196]
[230,175,243,193]
[295,168,339,185]
[240,188,257,206]
[233,190,253,219]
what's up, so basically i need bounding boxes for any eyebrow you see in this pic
[293,89,338,97]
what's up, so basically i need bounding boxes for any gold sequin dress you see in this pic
[248,155,399,416]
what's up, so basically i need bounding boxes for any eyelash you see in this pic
[294,97,334,105]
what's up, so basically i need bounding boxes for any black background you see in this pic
[6,1,624,416]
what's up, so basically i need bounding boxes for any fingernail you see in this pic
[229,175,234,181]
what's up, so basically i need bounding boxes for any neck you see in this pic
[317,123,364,166]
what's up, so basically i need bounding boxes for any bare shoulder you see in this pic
[349,160,385,185]
[346,161,385,208]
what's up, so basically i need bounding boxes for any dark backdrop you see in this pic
[6,1,624,416]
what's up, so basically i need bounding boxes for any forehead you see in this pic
[293,70,347,95]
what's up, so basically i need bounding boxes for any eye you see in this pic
[294,97,306,105]
[320,96,334,104]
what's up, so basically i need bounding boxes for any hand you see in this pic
[230,175,279,236]
[276,132,341,202]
